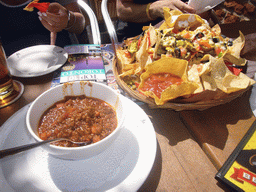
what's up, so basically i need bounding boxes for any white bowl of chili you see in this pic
[26,81,125,160]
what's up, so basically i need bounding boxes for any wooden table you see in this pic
[180,89,256,170]
[1,77,250,192]
[139,89,256,191]
[1,35,256,191]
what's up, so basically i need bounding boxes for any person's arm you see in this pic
[116,0,195,23]
[38,2,86,34]
[63,2,86,34]
[116,0,149,23]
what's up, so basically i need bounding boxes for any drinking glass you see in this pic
[0,41,23,108]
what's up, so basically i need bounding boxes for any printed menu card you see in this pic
[216,120,256,191]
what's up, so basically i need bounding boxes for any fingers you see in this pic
[174,0,196,13]
[154,0,196,18]
[50,32,57,45]
[38,11,68,32]
[38,3,68,33]
[47,2,61,14]
[38,12,60,32]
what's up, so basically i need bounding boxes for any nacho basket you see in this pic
[102,1,251,111]
[112,57,249,111]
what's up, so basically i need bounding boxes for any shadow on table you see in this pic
[143,106,197,147]
[13,72,54,86]
[241,33,256,62]
[138,140,162,192]
[216,181,235,192]
[180,88,254,151]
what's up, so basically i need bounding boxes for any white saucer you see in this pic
[0,97,157,192]
[7,45,68,77]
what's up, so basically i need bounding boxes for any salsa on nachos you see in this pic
[116,8,255,105]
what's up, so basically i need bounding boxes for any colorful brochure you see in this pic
[51,44,106,87]
[216,120,256,192]
[51,43,144,106]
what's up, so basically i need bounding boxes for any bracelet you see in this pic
[65,11,76,30]
[146,3,153,20]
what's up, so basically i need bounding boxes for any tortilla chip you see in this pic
[165,8,183,17]
[223,31,246,66]
[135,34,149,73]
[153,31,162,59]
[122,63,139,71]
[119,69,136,77]
[198,55,214,75]
[163,8,183,28]
[176,14,205,30]
[147,25,158,47]
[221,72,254,93]
[165,10,205,31]
[211,24,222,36]
[158,21,169,31]
[201,73,218,91]
[116,50,134,64]
[116,49,136,73]
[188,55,217,93]
[188,64,204,93]
[138,57,199,105]
[208,58,255,93]
[24,0,50,12]
[24,0,39,11]
[144,57,188,78]
[163,7,172,20]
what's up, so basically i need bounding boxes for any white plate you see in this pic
[0,96,157,192]
[7,45,68,77]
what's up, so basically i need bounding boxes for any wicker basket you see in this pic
[113,57,249,111]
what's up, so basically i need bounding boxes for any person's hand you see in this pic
[38,2,69,33]
[150,0,196,20]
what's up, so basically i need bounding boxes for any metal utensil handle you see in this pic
[0,139,56,159]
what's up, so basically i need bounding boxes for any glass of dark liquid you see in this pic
[0,41,23,108]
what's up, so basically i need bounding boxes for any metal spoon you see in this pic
[0,138,88,159]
